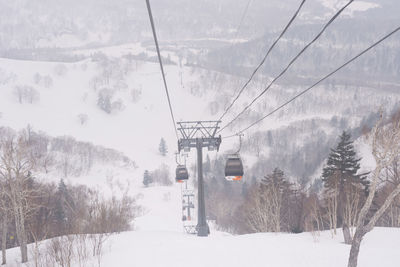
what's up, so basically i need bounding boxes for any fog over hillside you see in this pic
[1,0,399,49]
[0,0,399,188]
[1,1,400,267]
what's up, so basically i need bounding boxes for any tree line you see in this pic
[205,110,400,267]
[0,127,139,265]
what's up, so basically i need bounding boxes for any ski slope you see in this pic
[1,47,399,185]
[88,184,400,267]
[96,228,400,267]
[5,183,400,267]
[0,54,237,185]
[1,42,399,267]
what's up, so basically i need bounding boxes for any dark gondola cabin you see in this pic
[225,154,244,181]
[176,165,189,182]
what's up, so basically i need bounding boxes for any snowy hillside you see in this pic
[1,1,400,267]
[0,54,216,179]
[4,182,400,267]
[1,41,400,183]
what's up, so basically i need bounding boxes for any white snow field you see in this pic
[96,227,400,267]
[1,44,400,267]
[0,55,233,183]
[5,183,400,267]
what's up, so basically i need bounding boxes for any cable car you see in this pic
[176,164,189,182]
[224,154,244,181]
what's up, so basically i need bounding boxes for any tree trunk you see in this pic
[347,227,365,267]
[20,234,28,263]
[1,213,7,265]
[19,208,28,263]
[343,223,352,245]
[14,206,28,263]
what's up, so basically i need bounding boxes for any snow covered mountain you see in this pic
[1,0,398,51]
[1,28,400,184]
[1,1,400,267]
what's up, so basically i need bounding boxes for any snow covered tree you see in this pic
[97,89,112,114]
[152,164,172,186]
[322,131,368,242]
[143,170,152,187]
[158,138,168,156]
[77,113,89,125]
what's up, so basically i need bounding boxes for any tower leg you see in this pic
[196,139,209,236]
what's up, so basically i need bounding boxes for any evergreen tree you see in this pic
[54,179,75,233]
[322,131,369,192]
[261,168,288,189]
[54,179,67,223]
[143,170,152,187]
[322,131,369,241]
[158,138,168,156]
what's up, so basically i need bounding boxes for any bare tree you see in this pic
[13,85,40,104]
[130,87,142,103]
[303,193,324,234]
[151,164,172,186]
[0,136,38,263]
[376,157,400,227]
[30,224,49,267]
[28,183,54,267]
[324,172,339,236]
[0,182,9,265]
[77,114,89,125]
[348,114,400,267]
[14,85,25,104]
[54,64,67,76]
[242,184,274,233]
[343,181,362,238]
[47,236,75,267]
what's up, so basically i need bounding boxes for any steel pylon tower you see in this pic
[177,121,222,236]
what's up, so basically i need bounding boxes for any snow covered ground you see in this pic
[96,227,400,267]
[4,183,400,267]
[1,33,399,267]
[1,49,398,185]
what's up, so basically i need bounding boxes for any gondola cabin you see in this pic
[176,165,189,182]
[224,154,244,181]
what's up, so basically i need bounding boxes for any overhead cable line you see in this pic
[145,0,179,140]
[218,0,354,133]
[231,0,253,45]
[218,0,306,121]
[222,25,400,139]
